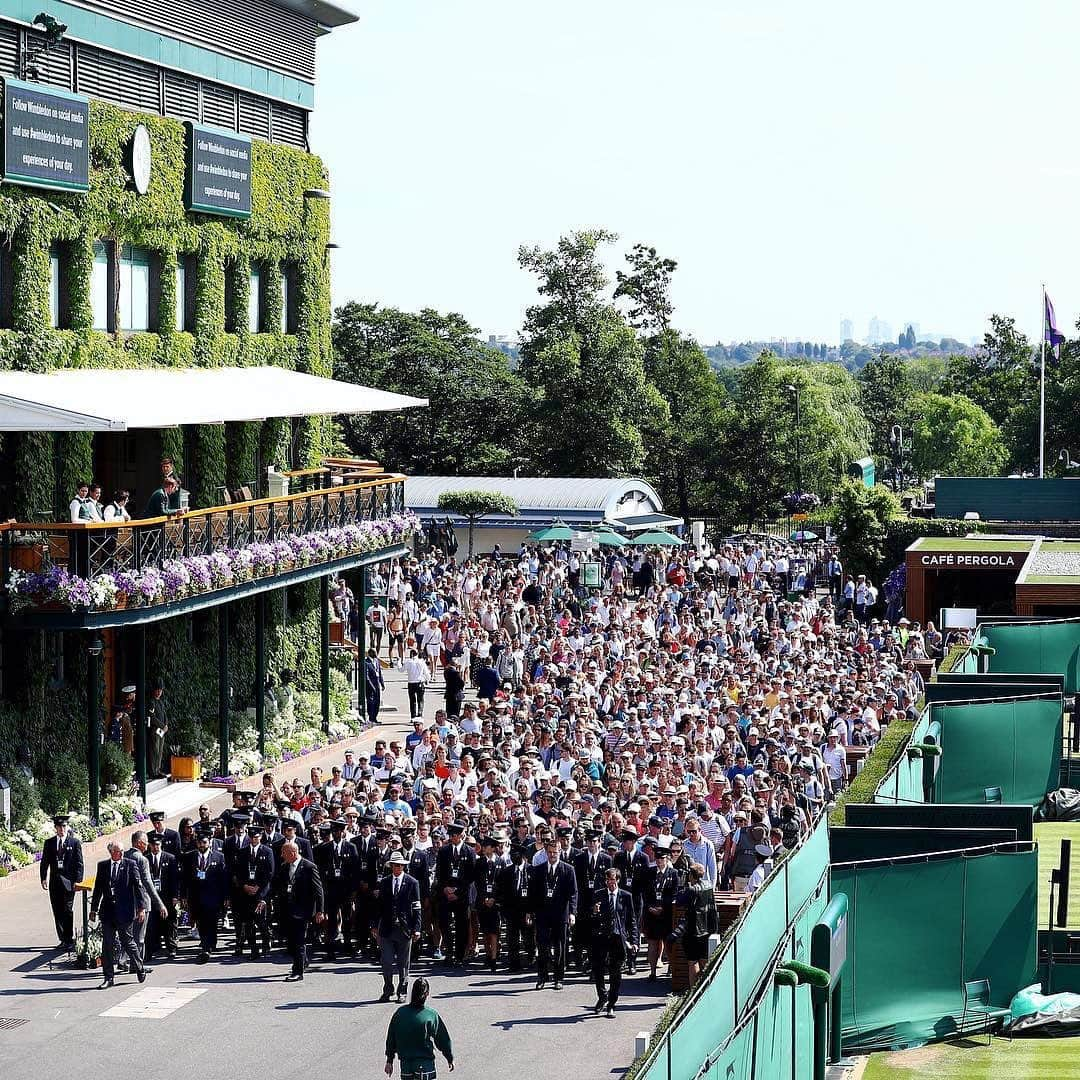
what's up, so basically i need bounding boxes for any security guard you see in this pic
[316,818,359,960]
[572,829,612,973]
[473,836,502,973]
[499,843,535,972]
[232,824,275,958]
[434,821,475,966]
[144,831,180,962]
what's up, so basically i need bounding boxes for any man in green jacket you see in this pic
[384,977,454,1078]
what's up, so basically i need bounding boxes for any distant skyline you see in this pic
[311,1,1077,347]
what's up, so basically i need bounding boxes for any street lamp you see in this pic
[1058,449,1080,470]
[86,635,104,823]
[786,384,803,495]
[890,425,910,492]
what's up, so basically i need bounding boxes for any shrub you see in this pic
[38,753,89,816]
[829,716,917,826]
[99,742,134,794]
[0,765,39,831]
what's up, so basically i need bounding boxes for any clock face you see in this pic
[130,124,151,195]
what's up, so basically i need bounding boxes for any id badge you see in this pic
[519,885,528,898]
[334,867,342,878]
[248,867,256,881]
[547,885,555,899]
[196,870,206,881]
[486,883,494,896]
[152,879,162,890]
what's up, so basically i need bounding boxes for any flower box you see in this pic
[170,755,202,782]
[200,780,236,791]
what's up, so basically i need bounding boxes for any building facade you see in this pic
[0,3,425,831]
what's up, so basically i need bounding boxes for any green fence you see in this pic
[834,845,1039,1052]
[633,817,830,1080]
[873,707,933,805]
[973,618,1080,695]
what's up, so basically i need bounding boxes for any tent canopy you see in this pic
[0,367,428,432]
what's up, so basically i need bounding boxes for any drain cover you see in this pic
[0,1017,28,1030]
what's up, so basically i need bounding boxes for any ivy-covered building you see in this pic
[0,2,424,832]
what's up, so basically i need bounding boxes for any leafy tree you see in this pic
[517,230,667,476]
[437,490,519,557]
[614,244,677,334]
[332,303,531,475]
[908,392,1007,479]
[858,353,912,462]
[833,478,902,581]
[641,330,730,521]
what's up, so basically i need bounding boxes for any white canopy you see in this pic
[0,367,427,432]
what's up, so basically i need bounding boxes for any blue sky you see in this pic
[310,2,1076,346]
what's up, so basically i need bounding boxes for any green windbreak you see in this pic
[874,708,931,805]
[981,620,1080,693]
[931,695,1061,806]
[835,847,1038,1052]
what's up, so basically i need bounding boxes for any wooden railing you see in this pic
[0,473,406,582]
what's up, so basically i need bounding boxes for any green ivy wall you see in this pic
[0,99,348,818]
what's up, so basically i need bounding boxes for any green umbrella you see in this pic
[525,519,576,542]
[575,524,628,547]
[631,529,684,547]
[790,529,818,542]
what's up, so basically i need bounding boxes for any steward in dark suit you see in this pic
[274,842,324,981]
[376,854,422,1001]
[670,865,719,984]
[498,846,535,972]
[528,844,578,990]
[271,822,313,945]
[643,847,678,979]
[473,839,503,973]
[572,833,613,973]
[315,821,360,959]
[355,829,392,957]
[147,812,182,859]
[613,830,650,973]
[232,826,275,958]
[183,830,228,962]
[40,815,83,946]
[90,844,148,987]
[591,868,637,1016]
[434,823,476,965]
[144,832,180,961]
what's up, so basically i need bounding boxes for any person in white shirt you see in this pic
[403,649,430,718]
[745,843,773,893]
[69,481,93,523]
[103,489,132,523]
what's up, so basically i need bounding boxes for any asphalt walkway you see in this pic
[0,660,668,1079]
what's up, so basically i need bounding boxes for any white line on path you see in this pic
[99,986,206,1019]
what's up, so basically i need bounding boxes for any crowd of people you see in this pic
[40,534,927,1023]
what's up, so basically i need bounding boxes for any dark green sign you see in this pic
[184,122,252,218]
[2,78,89,192]
[811,892,848,992]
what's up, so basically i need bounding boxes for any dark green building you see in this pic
[0,3,423,831]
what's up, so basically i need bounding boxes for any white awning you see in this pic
[0,367,427,432]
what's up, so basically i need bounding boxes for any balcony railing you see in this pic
[1,472,409,615]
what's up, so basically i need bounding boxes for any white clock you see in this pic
[130,124,151,195]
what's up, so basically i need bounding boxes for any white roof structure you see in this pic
[0,367,427,432]
[406,475,673,528]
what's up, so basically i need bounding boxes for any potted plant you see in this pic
[780,491,821,517]
[75,924,103,969]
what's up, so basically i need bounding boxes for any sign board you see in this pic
[2,78,89,192]
[917,552,1018,569]
[810,892,848,994]
[184,122,252,217]
[570,534,593,553]
[940,606,978,630]
[581,562,603,588]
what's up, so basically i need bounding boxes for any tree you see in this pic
[857,353,912,462]
[833,478,902,581]
[436,490,519,558]
[614,244,677,334]
[909,392,1007,479]
[517,230,667,476]
[332,303,531,475]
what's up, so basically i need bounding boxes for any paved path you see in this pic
[0,660,668,1079]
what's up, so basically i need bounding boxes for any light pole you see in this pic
[890,424,909,493]
[786,384,803,495]
[1058,449,1080,471]
[86,634,104,822]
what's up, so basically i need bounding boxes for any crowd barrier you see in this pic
[967,617,1080,694]
[630,817,830,1080]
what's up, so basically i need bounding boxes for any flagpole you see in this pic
[1040,283,1046,478]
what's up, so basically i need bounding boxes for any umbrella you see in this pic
[790,530,818,542]
[631,529,684,547]
[525,519,576,542]
[576,525,628,547]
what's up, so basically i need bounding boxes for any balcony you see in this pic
[1,467,414,629]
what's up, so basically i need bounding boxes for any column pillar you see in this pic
[255,592,266,759]
[218,605,230,778]
[320,575,330,734]
[356,566,367,723]
[135,624,147,803]
[86,635,102,822]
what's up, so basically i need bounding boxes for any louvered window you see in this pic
[164,71,200,122]
[271,103,306,148]
[238,93,270,140]
[0,24,19,77]
[201,83,237,131]
[23,33,73,91]
[77,47,160,113]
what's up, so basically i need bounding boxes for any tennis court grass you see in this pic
[864,1037,1080,1079]
[1035,821,1080,931]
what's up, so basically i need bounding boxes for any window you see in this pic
[0,241,11,329]
[248,265,261,333]
[175,254,196,332]
[49,243,75,330]
[119,245,152,332]
[91,241,110,331]
[280,268,289,333]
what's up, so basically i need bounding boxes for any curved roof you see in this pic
[405,476,663,519]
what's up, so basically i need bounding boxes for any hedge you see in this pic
[828,715,918,827]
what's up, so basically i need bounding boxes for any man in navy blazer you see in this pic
[376,852,422,1002]
[275,841,325,982]
[529,839,578,990]
[591,867,637,1017]
[90,841,149,988]
[183,829,228,963]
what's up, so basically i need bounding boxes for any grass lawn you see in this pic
[909,538,1035,552]
[864,1037,1080,1079]
[1035,821,1080,930]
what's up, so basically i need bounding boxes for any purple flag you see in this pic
[1045,290,1065,360]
